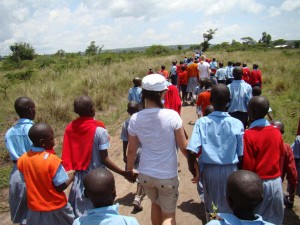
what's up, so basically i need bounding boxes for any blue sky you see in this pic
[0,0,300,55]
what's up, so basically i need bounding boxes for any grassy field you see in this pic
[0,49,299,188]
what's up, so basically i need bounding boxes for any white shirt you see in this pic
[198,61,210,78]
[128,108,182,179]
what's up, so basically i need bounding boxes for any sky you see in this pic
[0,0,300,55]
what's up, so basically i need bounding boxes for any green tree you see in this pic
[9,42,35,62]
[145,45,171,56]
[294,40,300,48]
[55,49,65,57]
[177,45,183,51]
[272,39,286,46]
[260,32,272,46]
[201,28,217,52]
[85,41,103,55]
[241,37,256,45]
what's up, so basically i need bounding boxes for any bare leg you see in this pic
[151,202,162,225]
[162,211,176,225]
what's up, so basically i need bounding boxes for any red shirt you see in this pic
[196,90,211,113]
[178,71,188,85]
[242,67,250,84]
[249,69,262,88]
[242,125,284,179]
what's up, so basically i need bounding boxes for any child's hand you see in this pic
[125,169,138,183]
[67,170,75,181]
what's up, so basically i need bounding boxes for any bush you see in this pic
[145,45,171,56]
[4,69,34,81]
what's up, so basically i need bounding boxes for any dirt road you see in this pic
[0,105,299,225]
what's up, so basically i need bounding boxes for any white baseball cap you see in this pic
[142,74,168,91]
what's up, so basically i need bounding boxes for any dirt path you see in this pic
[1,105,300,225]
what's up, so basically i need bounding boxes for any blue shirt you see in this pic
[187,111,244,165]
[291,135,300,159]
[216,68,227,80]
[210,61,218,69]
[5,118,33,160]
[206,213,275,225]
[73,204,139,225]
[30,146,69,186]
[226,66,234,79]
[227,80,252,113]
[249,118,270,129]
[128,87,142,103]
[170,65,177,75]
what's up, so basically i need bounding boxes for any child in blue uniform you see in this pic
[73,168,139,225]
[206,170,275,225]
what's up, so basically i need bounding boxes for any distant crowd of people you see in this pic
[4,52,300,225]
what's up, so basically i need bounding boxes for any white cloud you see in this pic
[0,0,299,55]
[267,6,282,17]
[280,0,300,11]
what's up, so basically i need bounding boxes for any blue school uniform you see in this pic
[73,204,139,225]
[207,213,275,225]
[187,111,244,213]
[4,118,33,224]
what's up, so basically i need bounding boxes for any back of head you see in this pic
[252,86,262,96]
[210,84,230,109]
[248,96,269,121]
[219,62,224,68]
[271,120,284,134]
[242,63,247,67]
[29,123,54,149]
[161,65,165,70]
[204,105,214,116]
[233,66,243,80]
[127,101,140,115]
[83,168,116,207]
[133,77,141,86]
[227,170,263,211]
[74,95,95,117]
[204,79,213,90]
[14,97,35,120]
[234,62,241,67]
[253,64,259,69]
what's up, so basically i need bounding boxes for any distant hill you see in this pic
[104,44,194,53]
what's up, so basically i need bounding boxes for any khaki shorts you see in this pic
[139,173,179,213]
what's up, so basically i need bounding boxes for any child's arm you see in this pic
[54,166,75,192]
[122,141,128,163]
[99,150,136,182]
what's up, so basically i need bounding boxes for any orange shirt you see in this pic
[187,63,199,78]
[18,150,67,211]
[196,90,211,113]
[159,69,169,79]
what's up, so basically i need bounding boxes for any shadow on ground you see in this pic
[177,199,206,224]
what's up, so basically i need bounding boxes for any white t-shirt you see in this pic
[198,61,210,78]
[128,108,182,179]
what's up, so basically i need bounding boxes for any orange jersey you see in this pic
[18,150,67,211]
[187,63,199,78]
[159,69,169,79]
[196,90,211,113]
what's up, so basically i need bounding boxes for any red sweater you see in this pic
[249,69,262,88]
[242,125,284,179]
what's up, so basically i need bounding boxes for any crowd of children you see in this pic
[4,52,299,225]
